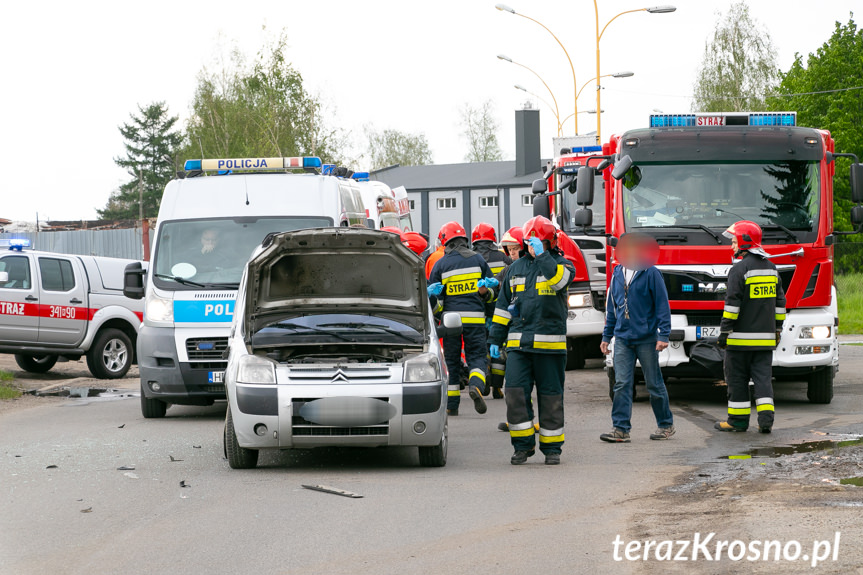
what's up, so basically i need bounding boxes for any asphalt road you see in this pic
[1,345,862,575]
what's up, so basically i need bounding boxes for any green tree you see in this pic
[769,16,863,234]
[365,126,433,170]
[692,1,779,112]
[99,102,183,219]
[460,100,503,162]
[184,32,342,164]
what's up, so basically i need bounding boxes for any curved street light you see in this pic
[515,84,562,135]
[497,54,561,135]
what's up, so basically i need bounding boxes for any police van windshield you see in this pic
[561,173,606,233]
[153,216,332,289]
[621,161,819,242]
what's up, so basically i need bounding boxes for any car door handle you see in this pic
[25,295,38,302]
[69,298,82,304]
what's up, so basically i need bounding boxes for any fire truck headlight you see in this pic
[800,325,831,339]
[568,293,592,308]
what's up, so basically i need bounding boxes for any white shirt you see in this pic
[623,267,636,286]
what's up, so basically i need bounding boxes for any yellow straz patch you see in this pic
[750,283,776,298]
[536,281,555,296]
[447,279,478,295]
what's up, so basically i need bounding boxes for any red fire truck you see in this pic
[573,112,862,404]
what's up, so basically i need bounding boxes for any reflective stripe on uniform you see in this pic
[509,420,536,437]
[727,331,776,346]
[775,307,786,321]
[458,311,486,324]
[723,304,740,320]
[492,308,511,326]
[447,384,460,397]
[441,266,482,281]
[755,397,775,412]
[533,334,566,350]
[728,400,751,415]
[744,269,778,281]
[538,427,565,443]
[469,368,486,384]
[548,264,572,291]
[510,277,526,292]
[489,264,506,275]
[506,332,522,348]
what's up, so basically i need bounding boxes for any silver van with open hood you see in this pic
[223,227,460,468]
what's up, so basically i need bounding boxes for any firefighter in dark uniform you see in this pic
[471,223,512,399]
[489,216,575,465]
[716,221,786,433]
[428,221,498,415]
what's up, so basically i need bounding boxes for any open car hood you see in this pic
[244,228,429,339]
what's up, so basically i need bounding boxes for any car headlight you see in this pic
[800,325,831,339]
[145,291,173,323]
[568,293,591,308]
[403,353,441,383]
[237,354,277,384]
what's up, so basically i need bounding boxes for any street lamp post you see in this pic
[559,72,632,133]
[496,4,580,134]
[593,3,675,143]
[498,54,561,135]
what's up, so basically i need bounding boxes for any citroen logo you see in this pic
[331,369,348,383]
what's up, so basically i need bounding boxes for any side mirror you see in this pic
[558,177,575,192]
[531,178,548,194]
[595,159,612,172]
[437,312,463,338]
[574,208,593,227]
[851,163,863,203]
[611,155,633,180]
[608,236,619,247]
[576,166,595,205]
[123,262,146,300]
[533,194,551,219]
[852,205,863,226]
[0,271,7,283]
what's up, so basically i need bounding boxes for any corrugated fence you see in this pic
[0,228,152,260]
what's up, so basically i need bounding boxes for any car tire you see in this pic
[225,409,259,469]
[86,328,133,379]
[418,421,447,467]
[14,354,58,374]
[140,381,168,418]
[565,338,586,371]
[807,367,834,404]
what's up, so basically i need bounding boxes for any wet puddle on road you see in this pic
[720,437,863,460]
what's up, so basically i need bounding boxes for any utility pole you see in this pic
[138,169,144,223]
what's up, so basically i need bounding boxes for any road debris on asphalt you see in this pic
[301,484,363,498]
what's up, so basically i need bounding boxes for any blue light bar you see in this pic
[183,157,323,172]
[569,145,603,154]
[303,157,322,168]
[322,163,336,175]
[184,160,202,171]
[351,172,370,182]
[749,112,796,126]
[0,238,31,251]
[650,114,697,128]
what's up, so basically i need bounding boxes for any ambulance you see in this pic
[124,156,368,418]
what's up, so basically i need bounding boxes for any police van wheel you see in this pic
[806,368,834,404]
[87,329,133,379]
[14,354,58,374]
[418,422,448,467]
[140,382,168,418]
[566,339,586,371]
[225,409,259,469]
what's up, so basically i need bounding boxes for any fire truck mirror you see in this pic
[851,205,863,227]
[595,159,612,172]
[576,166,594,205]
[850,163,863,203]
[531,178,548,194]
[574,208,593,228]
[611,155,633,180]
[533,194,551,220]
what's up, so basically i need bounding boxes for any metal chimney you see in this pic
[515,108,540,177]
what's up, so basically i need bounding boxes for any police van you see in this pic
[123,156,368,418]
[352,175,413,231]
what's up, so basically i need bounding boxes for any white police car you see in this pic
[222,227,459,468]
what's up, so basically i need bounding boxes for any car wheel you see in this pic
[140,381,168,418]
[807,367,834,404]
[418,421,447,467]
[86,328,132,379]
[14,354,58,374]
[225,409,259,469]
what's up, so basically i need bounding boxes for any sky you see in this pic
[0,0,857,222]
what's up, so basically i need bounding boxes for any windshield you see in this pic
[621,161,820,240]
[153,216,332,289]
[251,313,423,348]
[560,172,606,232]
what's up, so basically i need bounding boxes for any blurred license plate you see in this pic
[696,326,720,339]
[208,371,225,383]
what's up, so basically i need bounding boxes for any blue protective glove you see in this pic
[489,344,501,359]
[527,237,544,256]
[478,277,499,289]
[427,282,444,297]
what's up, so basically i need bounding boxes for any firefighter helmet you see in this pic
[723,220,763,251]
[438,221,467,245]
[401,231,428,255]
[380,226,402,235]
[471,222,497,244]
[500,226,523,248]
[522,216,557,244]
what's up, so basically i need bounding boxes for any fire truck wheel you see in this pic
[87,329,133,379]
[806,367,834,404]
[14,354,58,374]
[566,339,586,371]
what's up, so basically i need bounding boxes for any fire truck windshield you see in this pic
[621,160,819,242]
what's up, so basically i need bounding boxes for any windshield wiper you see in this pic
[641,225,723,244]
[761,223,798,243]
[154,273,206,288]
[202,282,240,289]
[318,322,421,344]
[263,322,355,342]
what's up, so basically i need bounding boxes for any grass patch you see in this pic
[836,273,863,335]
[0,369,21,399]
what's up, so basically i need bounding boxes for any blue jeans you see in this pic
[612,339,673,433]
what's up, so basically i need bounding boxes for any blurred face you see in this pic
[201,230,219,254]
[616,233,658,270]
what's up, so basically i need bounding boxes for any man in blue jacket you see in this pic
[599,233,675,442]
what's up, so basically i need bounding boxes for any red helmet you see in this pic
[723,220,762,251]
[522,216,557,244]
[401,231,428,255]
[500,226,524,247]
[380,226,402,235]
[471,222,497,244]
[438,221,467,245]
